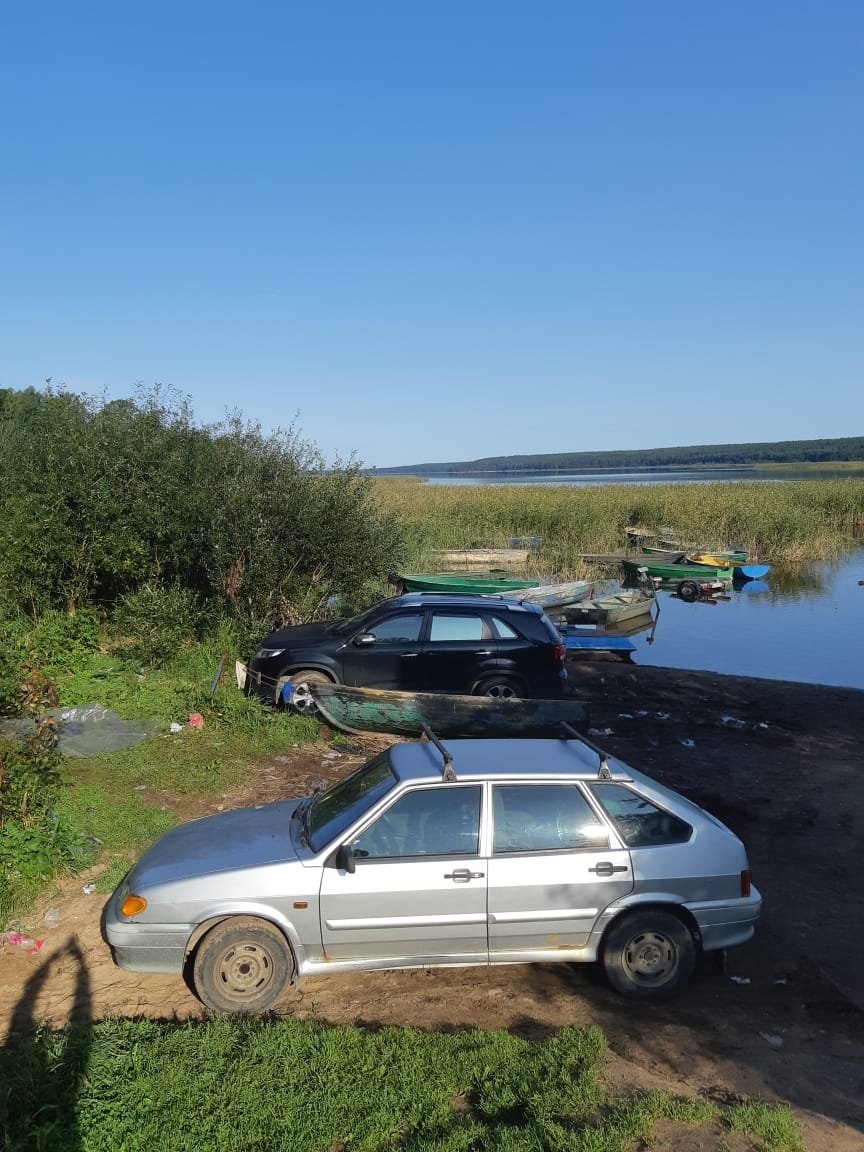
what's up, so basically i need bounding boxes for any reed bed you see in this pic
[373,477,864,575]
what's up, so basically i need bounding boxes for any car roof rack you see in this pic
[560,721,613,780]
[420,723,456,781]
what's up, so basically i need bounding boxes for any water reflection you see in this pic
[596,552,864,689]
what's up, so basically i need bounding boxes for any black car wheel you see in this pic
[193,917,295,1015]
[475,676,524,700]
[286,670,331,714]
[602,910,695,1000]
[677,579,701,602]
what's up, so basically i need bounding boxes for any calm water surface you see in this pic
[603,552,864,690]
[421,469,841,487]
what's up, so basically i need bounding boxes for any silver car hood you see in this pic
[129,799,302,889]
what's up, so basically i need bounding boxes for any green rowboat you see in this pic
[308,683,589,737]
[397,571,539,594]
[621,558,734,583]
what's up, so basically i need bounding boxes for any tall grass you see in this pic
[375,477,864,573]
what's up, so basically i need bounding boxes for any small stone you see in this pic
[759,1031,784,1049]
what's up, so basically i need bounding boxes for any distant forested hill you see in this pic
[374,437,864,475]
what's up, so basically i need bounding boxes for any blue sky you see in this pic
[1,2,862,467]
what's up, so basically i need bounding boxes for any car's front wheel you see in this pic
[285,669,332,714]
[193,916,295,1015]
[602,910,695,1000]
[475,675,524,700]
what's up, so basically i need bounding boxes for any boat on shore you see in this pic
[395,571,539,594]
[431,547,532,567]
[308,683,590,737]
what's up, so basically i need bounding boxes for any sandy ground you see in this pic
[2,660,863,1149]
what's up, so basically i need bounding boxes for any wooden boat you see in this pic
[309,683,590,737]
[512,579,594,608]
[551,587,655,628]
[396,571,539,594]
[431,547,531,567]
[622,558,734,583]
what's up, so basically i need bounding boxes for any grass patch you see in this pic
[0,1018,803,1152]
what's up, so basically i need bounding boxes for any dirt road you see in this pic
[2,662,863,1149]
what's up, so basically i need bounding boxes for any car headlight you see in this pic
[255,647,285,660]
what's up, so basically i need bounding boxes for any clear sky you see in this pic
[2,2,862,468]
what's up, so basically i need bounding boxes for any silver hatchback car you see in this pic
[106,733,761,1012]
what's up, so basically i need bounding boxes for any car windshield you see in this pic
[307,752,397,852]
[327,605,385,637]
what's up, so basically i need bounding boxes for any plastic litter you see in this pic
[587,727,614,737]
[43,907,60,925]
[82,883,97,895]
[1,932,45,954]
[0,705,161,757]
[169,722,183,733]
[759,1031,784,1049]
[729,975,751,985]
[188,713,204,729]
[720,715,746,728]
[681,738,696,748]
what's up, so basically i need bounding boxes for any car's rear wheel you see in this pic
[193,917,295,1015]
[602,910,695,1000]
[475,676,524,700]
[285,669,331,714]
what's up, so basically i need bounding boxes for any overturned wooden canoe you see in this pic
[431,547,532,566]
[309,683,590,737]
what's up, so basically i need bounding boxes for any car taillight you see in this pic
[740,869,751,897]
[553,644,565,662]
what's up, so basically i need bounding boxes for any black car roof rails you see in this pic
[560,721,613,781]
[420,723,457,782]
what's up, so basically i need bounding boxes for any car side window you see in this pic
[590,784,692,847]
[489,616,518,640]
[365,613,423,643]
[352,786,482,859]
[429,613,490,642]
[493,785,610,853]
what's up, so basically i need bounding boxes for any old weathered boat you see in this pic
[552,586,655,628]
[308,683,590,737]
[395,571,539,594]
[431,547,532,567]
[513,579,594,608]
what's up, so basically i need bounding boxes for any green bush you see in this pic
[113,583,205,666]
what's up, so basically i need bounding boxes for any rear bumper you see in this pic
[688,887,762,952]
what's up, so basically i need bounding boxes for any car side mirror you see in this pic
[353,633,377,647]
[335,843,355,874]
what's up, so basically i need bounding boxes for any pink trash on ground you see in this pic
[187,713,204,729]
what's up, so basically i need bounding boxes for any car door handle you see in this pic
[473,649,493,656]
[444,869,485,882]
[400,652,420,658]
[588,862,629,877]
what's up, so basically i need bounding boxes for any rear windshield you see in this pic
[308,753,397,851]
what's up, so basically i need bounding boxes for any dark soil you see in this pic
[2,661,863,1149]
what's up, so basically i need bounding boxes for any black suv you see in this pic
[246,593,567,705]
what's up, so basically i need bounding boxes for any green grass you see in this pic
[0,1017,803,1152]
[375,476,864,573]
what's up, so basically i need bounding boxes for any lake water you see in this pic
[421,468,844,487]
[593,552,864,690]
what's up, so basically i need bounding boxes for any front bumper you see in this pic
[104,886,193,975]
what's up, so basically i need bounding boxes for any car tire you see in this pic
[677,580,700,602]
[475,676,524,700]
[286,669,332,714]
[193,917,295,1015]
[602,910,695,1000]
